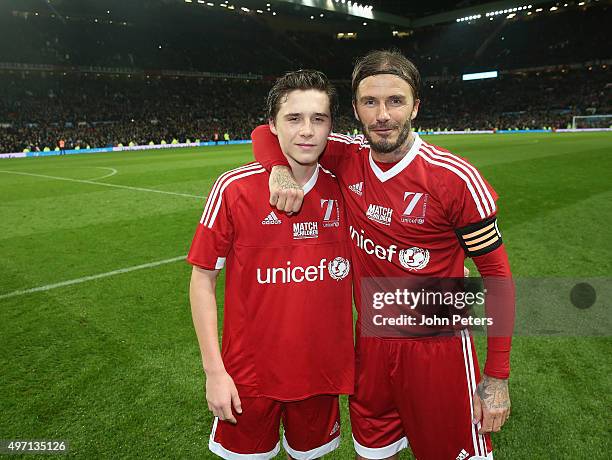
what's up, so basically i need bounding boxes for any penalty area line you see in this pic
[0,255,187,300]
[0,170,206,199]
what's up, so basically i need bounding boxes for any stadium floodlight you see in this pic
[320,13,324,17]
[462,70,498,81]
[184,0,192,3]
[310,15,314,19]
[457,13,482,22]
[241,7,249,12]
[207,2,214,5]
[550,6,558,11]
[256,9,263,13]
[536,8,543,12]
[272,11,277,15]
[363,22,367,25]
[578,1,585,4]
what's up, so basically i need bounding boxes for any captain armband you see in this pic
[455,216,502,257]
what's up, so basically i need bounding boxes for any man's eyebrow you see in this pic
[284,112,330,118]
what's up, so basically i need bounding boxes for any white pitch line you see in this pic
[0,170,206,199]
[85,167,118,180]
[0,255,187,300]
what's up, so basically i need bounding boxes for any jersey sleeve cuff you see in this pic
[186,256,226,270]
[484,348,510,379]
[270,159,291,168]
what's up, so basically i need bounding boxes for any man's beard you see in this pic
[363,117,412,154]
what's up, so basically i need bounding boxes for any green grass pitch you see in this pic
[1,132,610,459]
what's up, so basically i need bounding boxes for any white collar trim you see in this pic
[369,133,421,182]
[302,164,319,195]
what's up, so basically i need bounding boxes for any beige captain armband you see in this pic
[455,216,502,257]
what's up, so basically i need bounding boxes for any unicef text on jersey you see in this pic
[256,257,351,284]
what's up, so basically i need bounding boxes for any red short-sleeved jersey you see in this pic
[254,131,500,299]
[187,162,355,401]
[253,127,513,378]
[322,133,500,301]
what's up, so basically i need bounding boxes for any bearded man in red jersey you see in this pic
[252,51,514,460]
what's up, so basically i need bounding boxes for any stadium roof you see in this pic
[272,0,557,27]
[6,0,591,31]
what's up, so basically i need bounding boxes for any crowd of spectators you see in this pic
[0,0,609,152]
[417,67,611,131]
[1,66,609,153]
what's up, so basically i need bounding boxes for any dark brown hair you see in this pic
[352,49,421,101]
[267,69,338,122]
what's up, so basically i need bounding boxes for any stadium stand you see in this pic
[0,0,610,152]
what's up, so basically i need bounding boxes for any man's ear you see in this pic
[269,118,278,135]
[352,101,360,122]
[411,99,421,120]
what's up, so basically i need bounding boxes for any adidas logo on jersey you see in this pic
[329,421,340,436]
[348,182,363,196]
[456,449,470,460]
[262,211,282,225]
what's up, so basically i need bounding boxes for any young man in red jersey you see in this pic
[188,70,354,460]
[252,51,514,460]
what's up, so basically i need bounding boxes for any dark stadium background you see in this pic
[0,1,610,458]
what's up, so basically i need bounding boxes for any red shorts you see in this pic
[209,394,341,459]
[349,330,492,460]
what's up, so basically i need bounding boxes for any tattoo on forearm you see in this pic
[273,169,300,190]
[476,376,511,411]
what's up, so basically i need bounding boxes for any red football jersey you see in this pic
[253,126,513,378]
[187,162,354,401]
